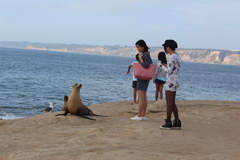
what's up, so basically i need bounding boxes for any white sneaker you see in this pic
[142,117,147,120]
[130,116,143,121]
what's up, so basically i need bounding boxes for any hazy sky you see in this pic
[0,0,239,50]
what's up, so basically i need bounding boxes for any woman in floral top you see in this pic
[160,40,182,130]
[165,52,181,92]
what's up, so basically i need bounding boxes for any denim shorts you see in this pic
[137,79,149,91]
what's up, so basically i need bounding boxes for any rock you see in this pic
[147,100,166,113]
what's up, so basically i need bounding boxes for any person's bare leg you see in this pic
[133,88,137,104]
[171,91,179,120]
[138,90,147,117]
[173,103,179,120]
[161,90,178,129]
[137,90,143,117]
[166,90,179,120]
[166,91,173,120]
[140,91,147,117]
[159,84,164,100]
[155,84,160,101]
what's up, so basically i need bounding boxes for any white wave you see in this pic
[0,112,24,120]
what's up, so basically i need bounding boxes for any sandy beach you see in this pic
[0,100,240,160]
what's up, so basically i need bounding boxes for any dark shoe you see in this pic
[172,119,182,129]
[160,119,172,130]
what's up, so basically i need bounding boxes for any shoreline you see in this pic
[1,100,240,160]
[1,46,240,66]
[1,100,240,121]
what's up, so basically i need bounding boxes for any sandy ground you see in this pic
[0,100,240,160]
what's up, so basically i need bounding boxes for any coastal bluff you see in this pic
[0,41,240,65]
[0,100,240,160]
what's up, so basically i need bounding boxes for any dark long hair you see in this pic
[135,54,140,61]
[158,52,167,64]
[135,39,149,53]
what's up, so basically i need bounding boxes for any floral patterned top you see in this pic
[161,53,181,92]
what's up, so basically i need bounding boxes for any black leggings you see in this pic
[166,91,179,120]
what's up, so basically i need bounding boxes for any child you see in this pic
[159,40,182,130]
[153,52,167,101]
[127,54,139,104]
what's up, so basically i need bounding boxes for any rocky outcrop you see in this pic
[222,54,240,65]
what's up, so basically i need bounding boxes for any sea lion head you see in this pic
[72,83,82,90]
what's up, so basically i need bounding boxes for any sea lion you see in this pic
[56,83,105,120]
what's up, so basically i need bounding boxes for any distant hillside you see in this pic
[0,41,239,65]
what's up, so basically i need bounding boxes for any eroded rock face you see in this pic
[222,54,240,65]
[177,50,240,65]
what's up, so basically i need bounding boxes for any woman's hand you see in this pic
[139,53,144,63]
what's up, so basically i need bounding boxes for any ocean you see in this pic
[0,47,240,119]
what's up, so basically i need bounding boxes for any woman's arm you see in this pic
[140,52,152,69]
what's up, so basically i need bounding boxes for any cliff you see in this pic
[0,41,239,65]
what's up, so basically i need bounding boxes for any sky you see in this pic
[0,0,240,50]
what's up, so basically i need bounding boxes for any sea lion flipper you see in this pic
[79,114,96,121]
[80,106,108,117]
[60,95,69,111]
[79,106,92,116]
[55,113,66,116]
[55,109,69,116]
[91,114,108,117]
[64,95,68,103]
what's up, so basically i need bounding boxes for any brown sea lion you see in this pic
[56,83,105,120]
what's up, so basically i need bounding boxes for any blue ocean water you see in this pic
[0,47,240,119]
